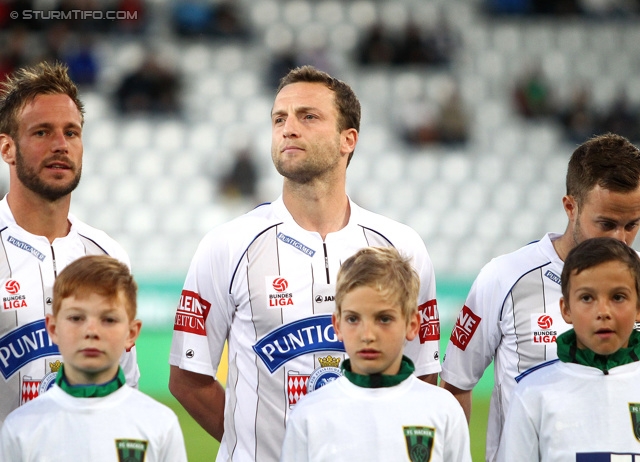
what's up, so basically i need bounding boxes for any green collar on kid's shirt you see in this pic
[556,329,640,374]
[55,365,126,398]
[341,355,415,388]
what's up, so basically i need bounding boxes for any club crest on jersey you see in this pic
[253,314,344,373]
[531,314,557,344]
[630,403,640,442]
[277,232,315,257]
[419,300,440,343]
[0,319,59,379]
[265,276,296,308]
[287,355,343,408]
[450,305,481,351]
[7,236,46,261]
[21,360,60,404]
[2,279,28,311]
[404,426,435,462]
[173,290,211,336]
[116,439,148,462]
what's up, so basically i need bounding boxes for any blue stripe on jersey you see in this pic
[515,359,560,383]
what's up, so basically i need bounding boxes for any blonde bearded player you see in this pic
[0,62,139,424]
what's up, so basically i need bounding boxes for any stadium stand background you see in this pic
[2,0,640,459]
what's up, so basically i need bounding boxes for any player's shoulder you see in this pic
[70,216,130,263]
[200,201,281,244]
[352,202,424,246]
[478,236,553,282]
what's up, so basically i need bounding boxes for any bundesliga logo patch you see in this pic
[265,276,296,308]
[2,279,28,311]
[531,314,558,344]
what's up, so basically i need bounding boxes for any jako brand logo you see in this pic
[272,278,288,292]
[5,280,20,294]
[537,315,553,330]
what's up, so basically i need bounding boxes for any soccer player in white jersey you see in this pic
[169,65,440,462]
[0,256,187,462]
[498,237,640,461]
[0,62,139,424]
[440,133,640,462]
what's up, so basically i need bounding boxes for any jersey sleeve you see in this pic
[496,387,538,462]
[440,259,505,389]
[397,234,441,377]
[169,231,235,378]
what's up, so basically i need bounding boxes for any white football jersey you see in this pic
[498,360,640,461]
[281,375,471,462]
[170,197,439,462]
[0,197,139,424]
[0,384,187,461]
[440,233,571,462]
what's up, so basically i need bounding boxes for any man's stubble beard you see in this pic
[15,144,81,202]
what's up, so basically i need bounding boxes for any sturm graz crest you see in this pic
[630,403,640,442]
[116,439,148,462]
[403,426,435,462]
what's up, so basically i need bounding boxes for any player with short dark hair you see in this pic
[497,237,640,460]
[440,133,640,461]
[169,65,440,462]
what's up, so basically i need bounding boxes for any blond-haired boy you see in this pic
[280,247,470,462]
[498,237,640,461]
[0,255,187,462]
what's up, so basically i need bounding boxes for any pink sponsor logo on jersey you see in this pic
[450,305,481,351]
[174,290,211,336]
[418,299,440,343]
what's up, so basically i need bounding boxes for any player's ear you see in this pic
[45,313,59,345]
[125,319,142,352]
[562,195,578,222]
[332,312,343,342]
[560,297,573,324]
[405,311,420,341]
[0,134,16,165]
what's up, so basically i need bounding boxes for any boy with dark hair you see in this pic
[280,247,470,462]
[498,237,640,461]
[0,255,187,462]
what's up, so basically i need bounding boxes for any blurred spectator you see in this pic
[438,85,470,146]
[114,0,147,35]
[513,64,554,119]
[395,22,428,65]
[220,148,259,202]
[357,23,398,65]
[115,53,181,115]
[172,0,248,40]
[599,90,639,141]
[63,34,99,87]
[0,27,30,83]
[557,85,598,144]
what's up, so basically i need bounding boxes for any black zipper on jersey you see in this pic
[51,246,57,277]
[323,243,330,284]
